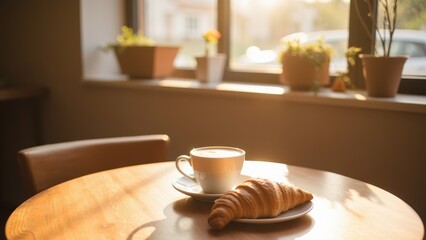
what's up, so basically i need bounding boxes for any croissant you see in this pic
[208,178,313,230]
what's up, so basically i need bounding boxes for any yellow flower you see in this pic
[203,30,221,44]
[280,37,336,68]
[345,46,362,66]
[116,26,154,46]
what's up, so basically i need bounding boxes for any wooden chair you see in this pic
[17,134,170,196]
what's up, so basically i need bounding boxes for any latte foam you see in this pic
[192,147,243,158]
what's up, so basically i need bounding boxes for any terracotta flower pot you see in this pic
[195,54,227,83]
[113,45,179,79]
[280,53,330,91]
[360,54,408,97]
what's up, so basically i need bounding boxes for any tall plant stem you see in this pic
[382,0,388,56]
[383,0,392,56]
[378,0,397,57]
[388,0,398,56]
[371,0,385,56]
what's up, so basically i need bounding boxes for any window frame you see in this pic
[128,0,426,95]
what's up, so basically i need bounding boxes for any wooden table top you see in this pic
[6,161,424,239]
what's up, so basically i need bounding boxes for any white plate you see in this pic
[172,175,251,202]
[233,201,314,224]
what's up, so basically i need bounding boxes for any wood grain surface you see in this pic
[6,161,424,239]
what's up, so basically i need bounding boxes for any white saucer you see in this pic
[233,201,313,224]
[172,177,222,202]
[172,175,251,202]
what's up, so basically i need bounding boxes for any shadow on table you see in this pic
[287,166,383,212]
[127,197,314,239]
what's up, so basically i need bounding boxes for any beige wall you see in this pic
[1,1,425,223]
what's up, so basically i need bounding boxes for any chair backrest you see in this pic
[18,134,170,195]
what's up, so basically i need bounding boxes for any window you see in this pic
[185,16,200,37]
[130,0,426,95]
[372,1,426,78]
[230,0,349,75]
[139,0,217,68]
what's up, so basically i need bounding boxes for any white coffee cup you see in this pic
[176,146,245,194]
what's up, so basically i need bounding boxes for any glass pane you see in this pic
[376,1,426,77]
[230,0,350,74]
[140,0,217,68]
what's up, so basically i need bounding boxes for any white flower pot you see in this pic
[195,54,226,83]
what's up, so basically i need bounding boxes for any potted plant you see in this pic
[280,38,336,91]
[107,26,179,79]
[355,0,407,97]
[195,30,226,83]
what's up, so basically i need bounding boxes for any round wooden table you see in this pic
[6,161,424,239]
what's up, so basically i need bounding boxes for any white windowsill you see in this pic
[83,75,426,114]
